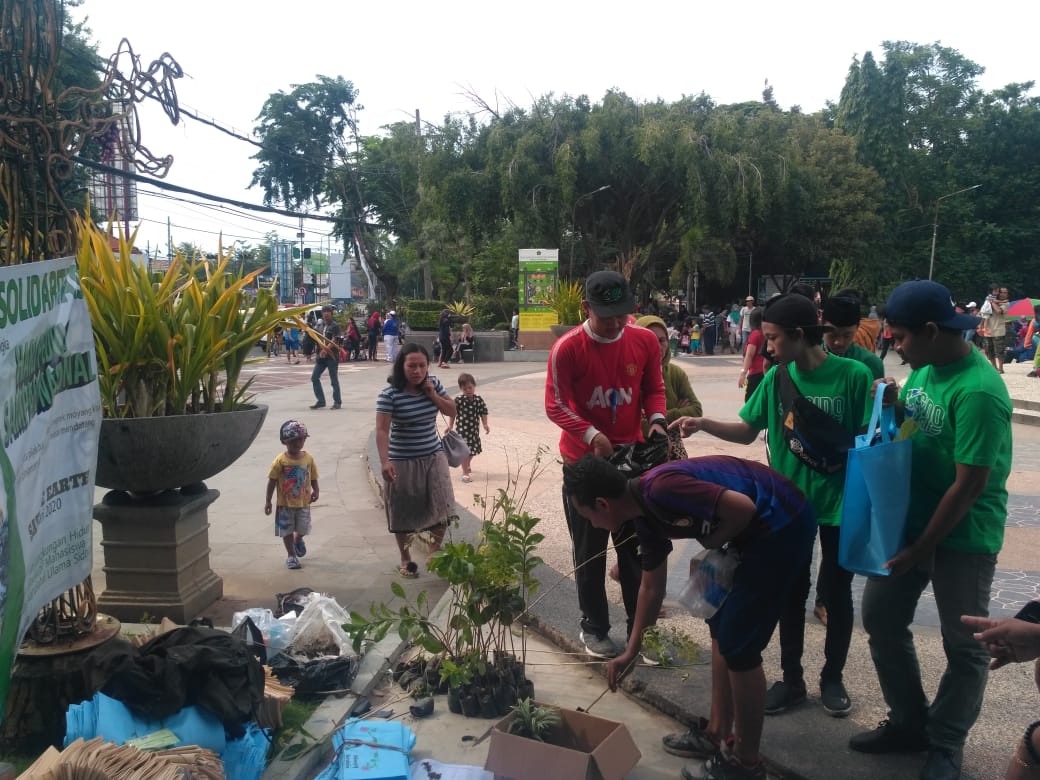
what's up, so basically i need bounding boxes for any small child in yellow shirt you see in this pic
[265,420,319,569]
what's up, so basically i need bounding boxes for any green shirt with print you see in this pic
[740,354,873,526]
[841,343,885,380]
[898,346,1011,554]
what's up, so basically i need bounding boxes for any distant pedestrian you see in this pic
[447,372,489,483]
[382,310,400,363]
[367,310,381,361]
[285,326,300,364]
[310,304,342,410]
[438,308,453,369]
[740,295,756,345]
[737,307,765,401]
[265,420,319,570]
[510,309,520,350]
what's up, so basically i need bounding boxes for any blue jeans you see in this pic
[862,546,996,751]
[311,357,341,406]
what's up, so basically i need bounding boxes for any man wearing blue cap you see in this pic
[849,280,1012,780]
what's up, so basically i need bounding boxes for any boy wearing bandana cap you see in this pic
[823,294,885,379]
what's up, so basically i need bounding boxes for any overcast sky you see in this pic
[76,0,1037,258]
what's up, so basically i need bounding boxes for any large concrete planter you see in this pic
[96,404,268,495]
[550,324,578,338]
[93,404,267,623]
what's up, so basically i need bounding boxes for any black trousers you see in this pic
[777,524,854,686]
[561,482,642,639]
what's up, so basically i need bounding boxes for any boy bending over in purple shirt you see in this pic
[563,454,817,780]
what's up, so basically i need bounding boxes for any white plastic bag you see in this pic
[677,547,739,619]
[231,607,278,635]
[289,592,358,658]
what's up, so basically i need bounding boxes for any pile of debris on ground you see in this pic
[17,590,361,779]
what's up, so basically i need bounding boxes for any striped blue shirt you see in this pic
[376,377,448,459]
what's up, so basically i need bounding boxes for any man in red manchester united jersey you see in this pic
[545,270,667,658]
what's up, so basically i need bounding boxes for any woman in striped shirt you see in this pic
[375,343,458,577]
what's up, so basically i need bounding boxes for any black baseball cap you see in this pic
[584,271,635,317]
[885,281,979,330]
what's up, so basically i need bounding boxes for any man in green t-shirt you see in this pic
[672,293,873,722]
[849,281,1012,780]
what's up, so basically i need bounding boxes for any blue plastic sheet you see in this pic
[839,384,911,577]
[222,722,270,780]
[314,719,416,780]
[64,692,269,779]
[65,692,226,753]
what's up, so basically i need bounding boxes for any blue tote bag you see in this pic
[839,383,912,577]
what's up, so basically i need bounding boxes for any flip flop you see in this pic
[399,561,419,578]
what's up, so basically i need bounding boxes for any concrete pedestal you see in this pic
[94,487,223,624]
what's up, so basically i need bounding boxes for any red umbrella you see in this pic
[1007,298,1040,317]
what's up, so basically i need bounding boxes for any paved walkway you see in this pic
[89,348,1040,780]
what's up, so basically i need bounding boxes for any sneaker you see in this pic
[663,718,727,759]
[285,557,302,570]
[849,719,929,754]
[579,630,620,659]
[763,680,806,715]
[920,747,963,780]
[820,679,852,717]
[697,750,767,780]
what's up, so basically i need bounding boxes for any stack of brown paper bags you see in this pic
[18,737,224,779]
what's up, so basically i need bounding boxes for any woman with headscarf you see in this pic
[636,315,702,460]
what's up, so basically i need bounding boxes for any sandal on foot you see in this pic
[399,561,419,578]
[461,474,473,483]
[286,557,302,570]
[294,538,307,558]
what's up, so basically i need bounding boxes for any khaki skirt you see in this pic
[384,451,456,533]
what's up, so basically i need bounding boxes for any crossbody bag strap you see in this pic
[776,363,800,413]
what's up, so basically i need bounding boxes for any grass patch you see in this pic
[266,699,321,763]
[0,751,35,773]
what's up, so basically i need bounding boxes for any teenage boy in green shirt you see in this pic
[849,280,1012,780]
[823,294,885,380]
[810,292,886,626]
[671,293,873,721]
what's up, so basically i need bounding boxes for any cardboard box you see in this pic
[484,703,641,780]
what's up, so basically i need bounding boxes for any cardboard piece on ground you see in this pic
[484,704,640,780]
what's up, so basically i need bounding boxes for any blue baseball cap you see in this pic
[885,281,979,330]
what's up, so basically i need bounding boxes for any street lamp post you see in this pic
[928,184,981,280]
[567,185,611,279]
